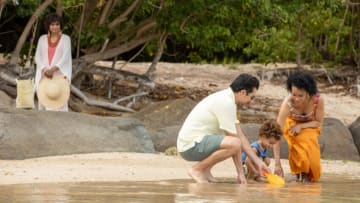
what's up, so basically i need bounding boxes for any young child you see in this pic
[242,119,282,181]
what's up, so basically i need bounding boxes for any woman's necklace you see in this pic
[293,96,313,114]
[48,34,61,48]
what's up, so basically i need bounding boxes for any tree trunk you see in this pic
[145,32,168,80]
[9,0,54,65]
[350,4,354,53]
[296,21,302,67]
[108,19,156,49]
[108,0,141,30]
[0,0,7,19]
[358,5,360,68]
[81,33,160,63]
[56,0,63,17]
[98,0,115,25]
[76,0,87,59]
[335,3,348,55]
[74,0,98,32]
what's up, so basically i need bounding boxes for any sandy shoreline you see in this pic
[1,152,359,185]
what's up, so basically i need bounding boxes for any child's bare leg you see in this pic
[264,157,270,166]
[245,160,257,180]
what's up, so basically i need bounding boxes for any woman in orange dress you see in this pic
[274,71,325,182]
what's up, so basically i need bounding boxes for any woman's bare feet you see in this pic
[300,173,311,183]
[288,174,299,183]
[288,173,311,183]
[188,168,209,183]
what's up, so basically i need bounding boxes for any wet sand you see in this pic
[0,152,359,185]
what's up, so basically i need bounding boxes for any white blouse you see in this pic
[34,34,72,91]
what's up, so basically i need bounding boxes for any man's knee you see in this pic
[222,137,241,153]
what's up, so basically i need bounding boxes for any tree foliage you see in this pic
[0,0,359,68]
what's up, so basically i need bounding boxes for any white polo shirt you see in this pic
[177,88,239,152]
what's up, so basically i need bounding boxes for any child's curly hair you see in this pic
[259,119,282,140]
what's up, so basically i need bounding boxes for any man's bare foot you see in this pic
[188,168,209,183]
[205,170,218,183]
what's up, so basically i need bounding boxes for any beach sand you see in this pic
[1,152,359,185]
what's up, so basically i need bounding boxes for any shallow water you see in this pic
[0,175,359,202]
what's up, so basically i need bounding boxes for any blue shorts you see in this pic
[180,135,224,161]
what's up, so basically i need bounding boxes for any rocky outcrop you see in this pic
[320,118,359,161]
[0,108,155,159]
[151,126,181,152]
[349,117,360,155]
[1,95,359,162]
[0,91,14,109]
[131,98,196,152]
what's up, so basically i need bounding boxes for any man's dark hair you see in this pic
[286,71,318,96]
[230,73,259,94]
[43,13,63,33]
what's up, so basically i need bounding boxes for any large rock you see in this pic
[0,108,155,160]
[151,126,181,152]
[0,91,14,109]
[349,117,360,155]
[131,98,196,131]
[131,98,197,152]
[241,118,360,161]
[320,118,359,161]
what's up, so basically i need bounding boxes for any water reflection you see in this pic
[0,175,359,202]
[180,181,321,203]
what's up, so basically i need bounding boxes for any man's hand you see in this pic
[256,160,271,177]
[237,173,247,184]
[274,163,284,177]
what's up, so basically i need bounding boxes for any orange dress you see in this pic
[284,93,321,182]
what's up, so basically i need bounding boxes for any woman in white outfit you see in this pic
[35,13,72,111]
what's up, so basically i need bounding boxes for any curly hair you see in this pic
[259,119,282,141]
[230,73,259,94]
[43,13,63,33]
[286,71,318,96]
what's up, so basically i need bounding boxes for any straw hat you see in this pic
[37,74,70,109]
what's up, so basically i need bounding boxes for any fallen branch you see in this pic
[113,92,148,104]
[70,84,135,113]
[320,66,334,85]
[83,64,155,88]
[0,82,16,98]
[0,67,16,85]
